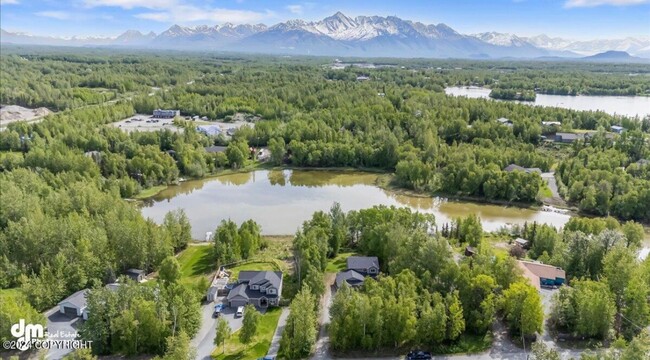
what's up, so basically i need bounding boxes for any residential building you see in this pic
[335,270,366,288]
[346,256,380,276]
[58,289,89,320]
[356,75,370,81]
[125,269,146,282]
[503,164,542,174]
[497,117,513,126]
[226,271,283,308]
[554,132,584,143]
[153,109,180,118]
[610,125,625,134]
[518,260,566,290]
[514,238,530,249]
[542,121,561,126]
[204,145,227,153]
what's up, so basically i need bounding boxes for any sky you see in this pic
[1,0,649,39]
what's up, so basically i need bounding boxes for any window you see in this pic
[251,285,259,290]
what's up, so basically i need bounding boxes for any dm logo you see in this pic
[11,319,44,351]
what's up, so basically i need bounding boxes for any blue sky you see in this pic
[1,0,649,39]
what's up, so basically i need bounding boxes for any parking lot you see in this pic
[111,114,184,133]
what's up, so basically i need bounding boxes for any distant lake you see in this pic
[445,86,650,118]
[140,170,571,238]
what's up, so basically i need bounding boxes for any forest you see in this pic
[0,46,649,358]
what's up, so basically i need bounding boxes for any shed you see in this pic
[514,238,530,249]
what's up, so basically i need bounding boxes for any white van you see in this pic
[236,306,244,317]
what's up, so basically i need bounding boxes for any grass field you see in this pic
[133,184,167,199]
[176,245,215,292]
[325,251,357,273]
[538,182,553,198]
[212,307,282,360]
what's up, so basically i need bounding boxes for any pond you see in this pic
[445,86,650,118]
[140,170,571,238]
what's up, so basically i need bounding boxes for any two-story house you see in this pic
[226,270,283,308]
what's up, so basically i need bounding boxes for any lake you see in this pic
[445,86,650,118]
[140,170,571,238]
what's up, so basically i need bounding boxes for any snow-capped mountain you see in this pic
[1,12,648,59]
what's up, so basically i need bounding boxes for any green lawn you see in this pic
[538,182,553,198]
[176,245,216,292]
[434,332,493,355]
[325,252,357,273]
[212,307,282,360]
[133,185,167,199]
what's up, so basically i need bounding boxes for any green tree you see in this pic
[502,281,543,337]
[214,317,232,354]
[268,137,286,165]
[280,285,318,359]
[239,304,261,344]
[158,256,181,285]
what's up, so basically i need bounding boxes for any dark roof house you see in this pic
[554,132,584,143]
[125,269,146,282]
[347,256,380,276]
[58,289,89,319]
[335,270,366,288]
[227,271,283,308]
[504,164,542,174]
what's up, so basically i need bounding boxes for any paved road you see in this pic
[192,299,243,360]
[312,274,335,360]
[266,307,290,358]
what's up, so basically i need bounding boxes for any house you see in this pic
[497,117,513,126]
[125,269,146,282]
[554,132,584,143]
[346,256,380,276]
[204,145,227,153]
[58,289,89,320]
[197,125,222,136]
[514,238,530,249]
[610,125,625,134]
[335,270,366,288]
[153,109,180,118]
[518,260,566,290]
[356,75,370,81]
[464,246,476,257]
[542,121,561,126]
[503,164,542,174]
[226,271,283,308]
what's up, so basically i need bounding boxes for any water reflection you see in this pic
[141,170,571,238]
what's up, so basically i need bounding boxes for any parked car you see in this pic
[236,306,244,317]
[257,357,275,360]
[407,350,432,360]
[213,304,224,318]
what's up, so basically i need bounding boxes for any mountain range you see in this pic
[2,12,649,60]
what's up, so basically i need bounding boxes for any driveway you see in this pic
[541,172,567,207]
[44,307,81,360]
[266,307,290,358]
[192,298,244,360]
[312,273,335,360]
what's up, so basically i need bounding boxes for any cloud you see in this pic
[35,11,72,20]
[564,0,650,7]
[0,0,20,5]
[286,4,303,14]
[83,0,176,9]
[134,5,273,24]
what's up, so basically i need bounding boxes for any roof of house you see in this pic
[519,260,565,280]
[542,121,561,126]
[126,269,145,276]
[335,270,366,288]
[611,125,624,130]
[58,289,89,309]
[515,238,529,245]
[504,164,542,174]
[347,256,379,270]
[555,132,583,140]
[238,271,282,290]
[497,117,511,123]
[204,145,227,153]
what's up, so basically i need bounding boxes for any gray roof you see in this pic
[204,145,227,153]
[556,132,583,140]
[504,164,541,174]
[347,256,379,270]
[335,270,366,288]
[515,238,529,245]
[497,117,511,124]
[126,269,145,276]
[58,289,88,309]
[238,271,283,290]
[227,282,280,301]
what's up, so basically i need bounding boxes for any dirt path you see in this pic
[541,172,567,207]
[312,273,335,360]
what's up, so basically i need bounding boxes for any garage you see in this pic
[229,299,248,308]
[62,306,78,317]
